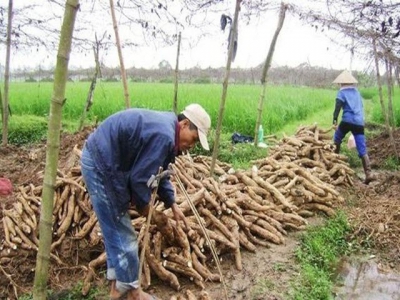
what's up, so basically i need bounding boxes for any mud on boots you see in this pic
[361,154,375,184]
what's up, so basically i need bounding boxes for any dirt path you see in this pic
[157,229,303,300]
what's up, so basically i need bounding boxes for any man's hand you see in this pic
[171,203,189,229]
[332,121,338,131]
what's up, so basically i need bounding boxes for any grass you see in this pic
[289,212,352,300]
[18,280,106,300]
[3,81,337,166]
[381,156,400,170]
[201,130,269,169]
[369,87,400,126]
[251,279,276,299]
[4,81,392,168]
[6,81,336,136]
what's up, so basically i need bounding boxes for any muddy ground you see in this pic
[0,127,399,300]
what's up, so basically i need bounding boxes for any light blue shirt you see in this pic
[336,86,364,126]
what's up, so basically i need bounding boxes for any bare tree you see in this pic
[0,2,62,50]
[254,2,288,147]
[33,1,80,299]
[173,32,181,114]
[210,0,242,176]
[78,33,103,131]
[1,0,12,147]
[110,0,130,108]
[372,38,398,161]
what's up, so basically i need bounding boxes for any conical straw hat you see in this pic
[332,70,358,84]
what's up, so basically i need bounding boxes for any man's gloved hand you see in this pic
[147,168,175,189]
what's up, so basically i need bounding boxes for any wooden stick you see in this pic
[138,167,163,287]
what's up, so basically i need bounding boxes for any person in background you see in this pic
[332,70,374,184]
[80,104,211,300]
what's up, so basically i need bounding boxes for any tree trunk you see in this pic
[210,0,241,176]
[110,0,131,108]
[173,32,181,114]
[385,58,395,130]
[395,65,400,87]
[33,1,80,299]
[254,3,287,146]
[2,0,13,147]
[78,42,100,131]
[372,39,398,161]
[372,39,390,133]
[384,58,399,160]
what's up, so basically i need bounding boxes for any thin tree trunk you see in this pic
[372,39,390,132]
[110,0,130,108]
[2,0,13,147]
[254,3,287,146]
[33,1,80,299]
[78,42,100,131]
[385,58,399,160]
[349,38,355,72]
[372,39,398,160]
[385,59,395,130]
[395,65,400,87]
[210,0,241,176]
[250,68,255,85]
[173,32,181,114]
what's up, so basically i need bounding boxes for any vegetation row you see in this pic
[4,82,400,147]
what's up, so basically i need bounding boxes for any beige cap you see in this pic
[333,70,358,84]
[182,103,211,150]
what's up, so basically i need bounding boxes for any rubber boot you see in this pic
[361,154,374,184]
[334,142,341,154]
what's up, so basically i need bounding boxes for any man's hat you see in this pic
[333,70,358,84]
[182,103,211,150]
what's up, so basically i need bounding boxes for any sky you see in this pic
[120,13,361,71]
[2,1,367,73]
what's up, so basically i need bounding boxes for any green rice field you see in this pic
[4,81,399,148]
[8,82,337,135]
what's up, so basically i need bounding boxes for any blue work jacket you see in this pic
[336,86,364,126]
[85,108,177,218]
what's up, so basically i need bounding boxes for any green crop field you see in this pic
[8,82,337,134]
[4,81,399,148]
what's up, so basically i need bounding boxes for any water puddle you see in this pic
[333,257,400,300]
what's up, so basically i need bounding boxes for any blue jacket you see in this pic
[85,108,177,217]
[336,86,364,126]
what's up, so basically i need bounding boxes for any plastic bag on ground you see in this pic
[347,134,356,149]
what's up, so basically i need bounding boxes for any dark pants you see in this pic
[334,121,367,157]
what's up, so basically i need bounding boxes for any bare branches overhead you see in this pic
[1,0,283,59]
[288,0,400,65]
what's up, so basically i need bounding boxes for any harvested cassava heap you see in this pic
[0,125,354,299]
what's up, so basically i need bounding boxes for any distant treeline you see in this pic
[6,63,377,88]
